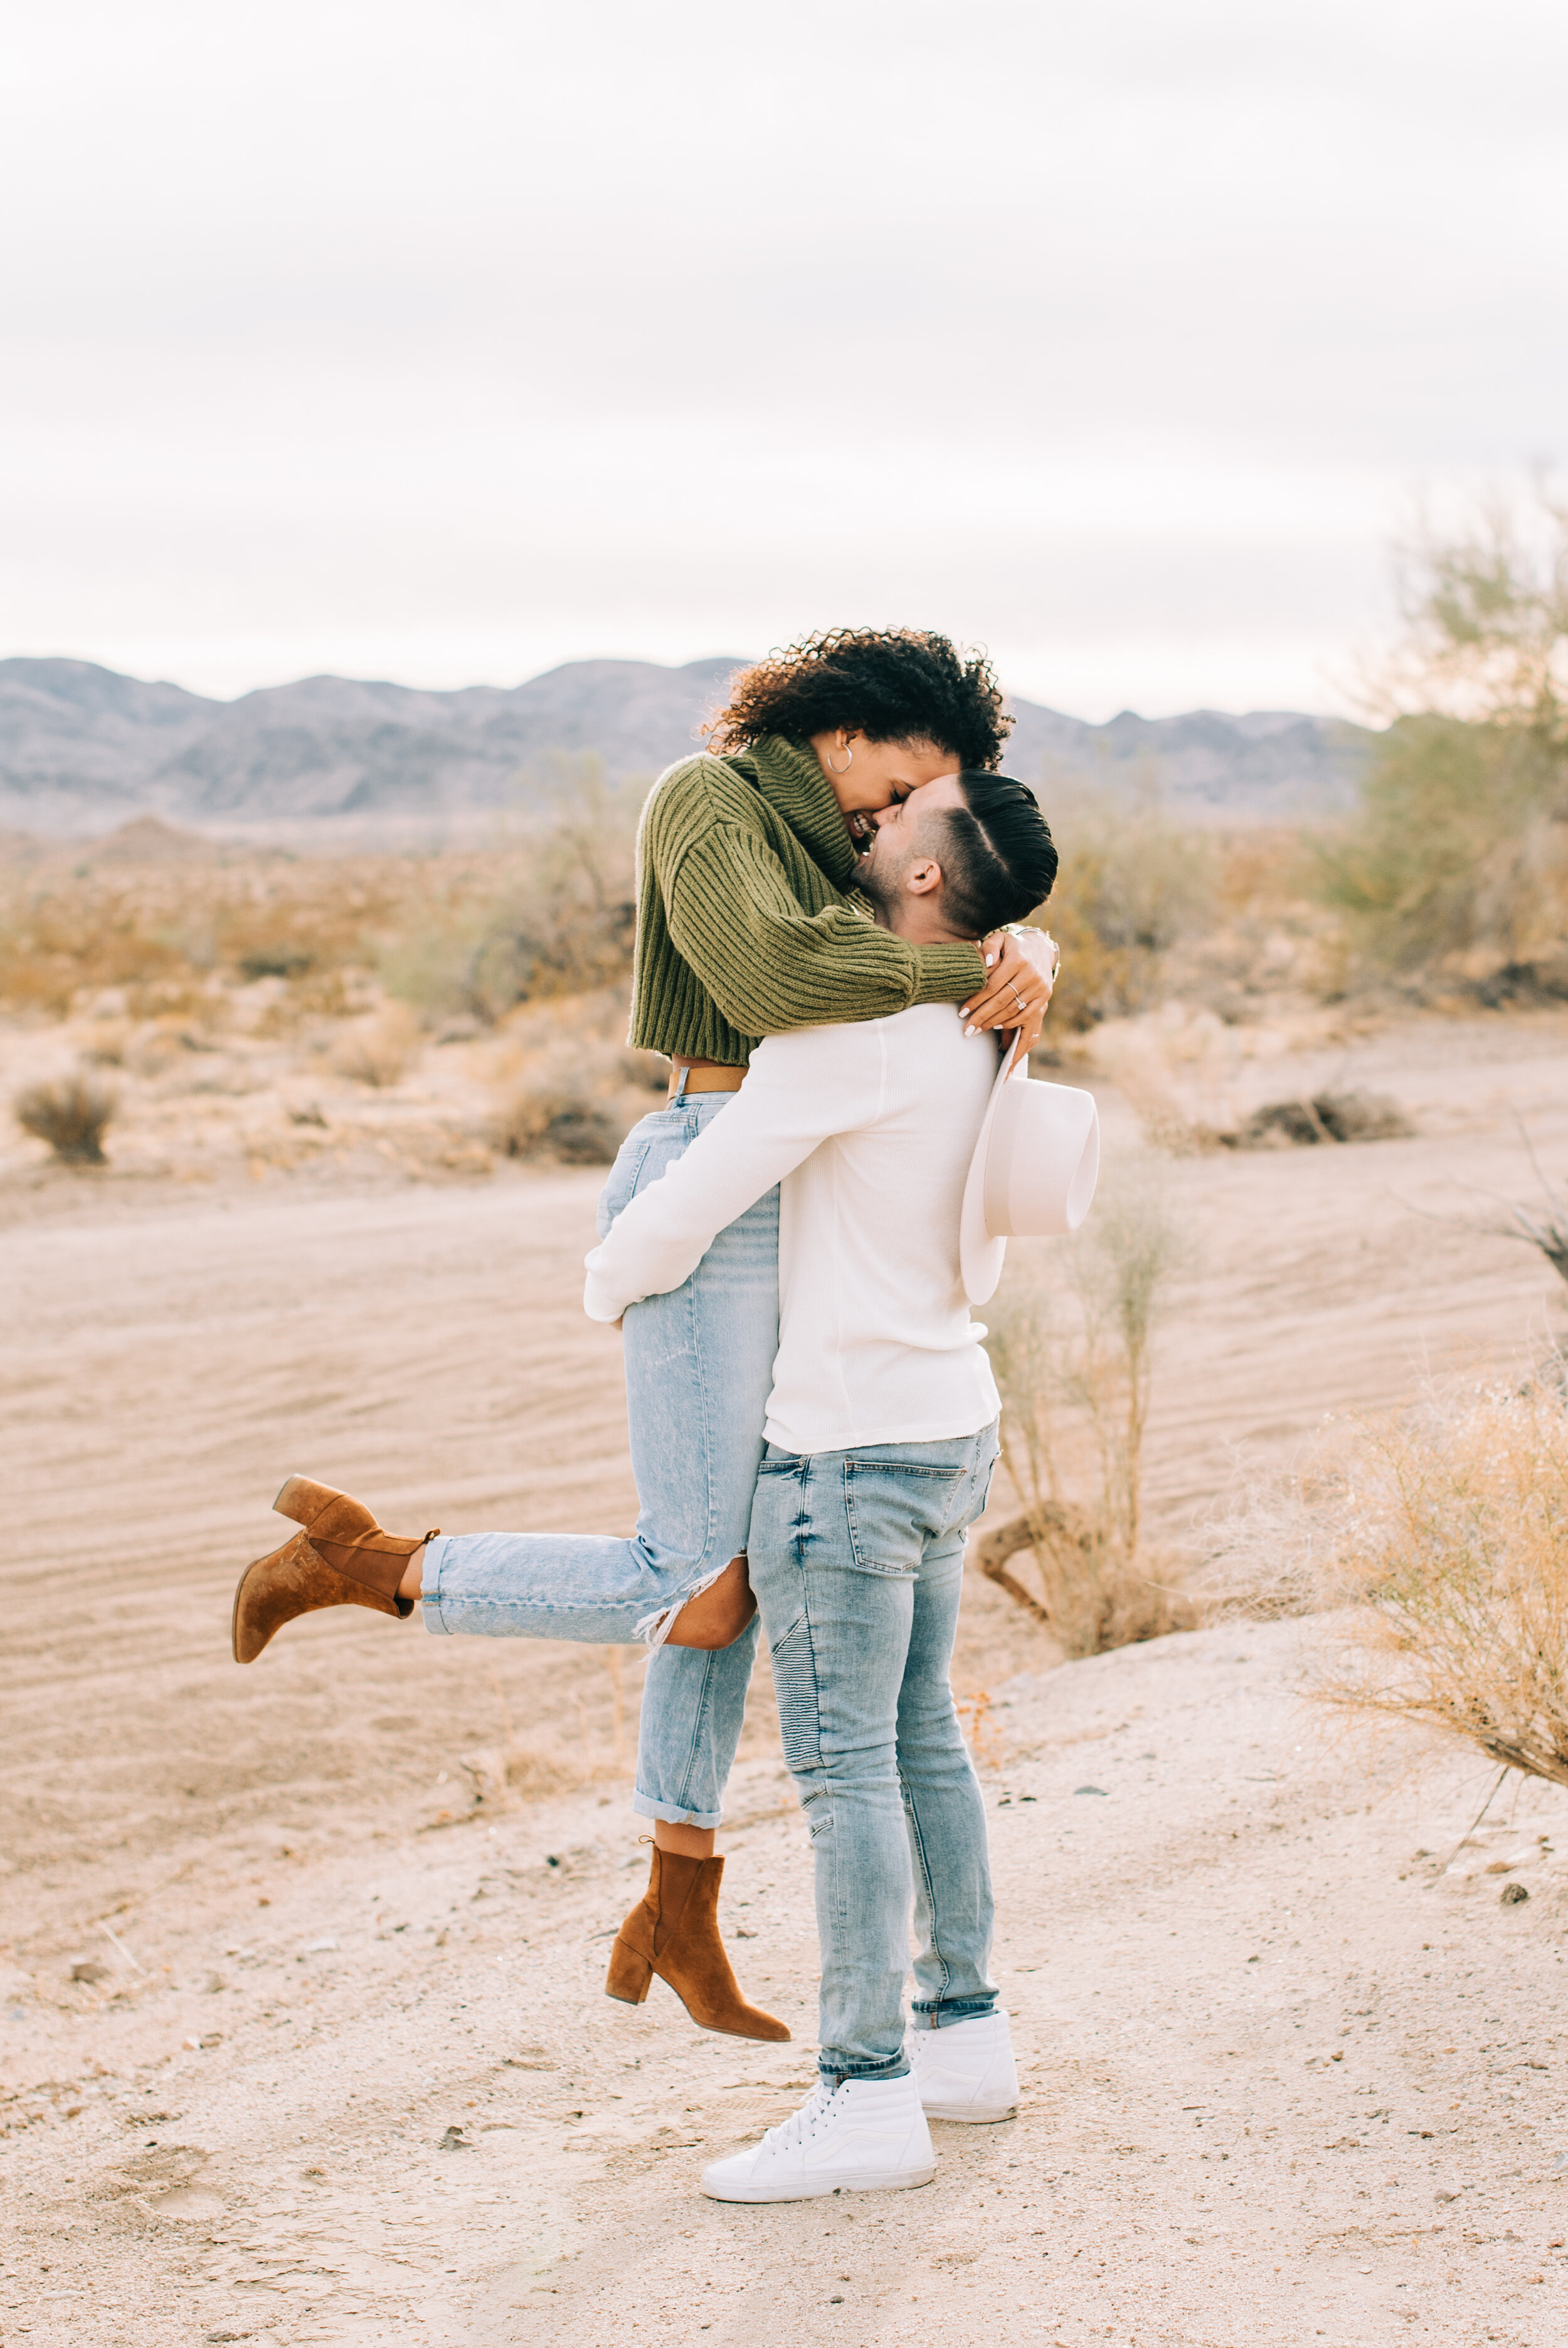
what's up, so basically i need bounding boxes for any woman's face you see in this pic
[808,729,959,847]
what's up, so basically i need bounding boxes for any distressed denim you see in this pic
[746,1422,1001,2083]
[421,1088,778,1827]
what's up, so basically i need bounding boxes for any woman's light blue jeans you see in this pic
[420,1089,775,1827]
[746,1422,1002,2083]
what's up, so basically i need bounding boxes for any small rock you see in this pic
[1074,1786,1108,1797]
[1501,1882,1530,1906]
[438,2125,472,2150]
[1485,1859,1516,1875]
[70,1960,111,1985]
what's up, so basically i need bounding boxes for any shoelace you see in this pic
[759,2081,837,2157]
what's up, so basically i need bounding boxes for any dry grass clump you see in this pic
[1084,1005,1241,1151]
[331,1005,421,1087]
[1317,1378,1568,1786]
[13,1071,119,1163]
[1197,1371,1568,1788]
[979,1166,1193,1656]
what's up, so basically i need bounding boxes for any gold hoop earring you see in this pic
[826,743,854,775]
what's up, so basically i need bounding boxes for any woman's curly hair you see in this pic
[703,627,1012,771]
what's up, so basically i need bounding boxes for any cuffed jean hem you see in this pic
[630,1789,724,1830]
[420,1536,458,1636]
[910,1992,999,2029]
[820,2054,911,2085]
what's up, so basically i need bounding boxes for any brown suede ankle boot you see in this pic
[231,1475,438,1664]
[605,1849,790,2043]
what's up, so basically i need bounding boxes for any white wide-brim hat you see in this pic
[960,1037,1101,1304]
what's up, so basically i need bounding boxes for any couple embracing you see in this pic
[232,627,1067,2202]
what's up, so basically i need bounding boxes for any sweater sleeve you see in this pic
[583,1027,881,1323]
[657,823,985,1039]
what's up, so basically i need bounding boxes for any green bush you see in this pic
[1315,716,1567,982]
[1316,483,1568,992]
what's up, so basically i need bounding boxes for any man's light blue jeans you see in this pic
[746,1422,1002,2084]
[420,1089,773,1827]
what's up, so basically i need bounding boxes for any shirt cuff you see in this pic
[583,1264,629,1323]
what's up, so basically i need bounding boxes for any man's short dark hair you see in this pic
[926,772,1058,935]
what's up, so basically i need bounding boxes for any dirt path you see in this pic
[4,1011,1567,2344]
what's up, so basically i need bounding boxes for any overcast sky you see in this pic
[3,0,1564,717]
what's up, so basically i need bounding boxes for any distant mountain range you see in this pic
[0,655,1374,837]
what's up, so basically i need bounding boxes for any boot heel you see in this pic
[605,1937,654,2005]
[273,1475,337,1527]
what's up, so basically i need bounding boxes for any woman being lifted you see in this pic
[232,626,1057,2043]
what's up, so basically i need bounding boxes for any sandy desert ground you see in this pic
[4,1007,1568,2347]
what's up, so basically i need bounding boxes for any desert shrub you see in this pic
[1489,1146,1568,1288]
[238,943,314,981]
[1032,782,1217,1030]
[1232,1088,1412,1150]
[332,1005,421,1087]
[1316,483,1568,994]
[494,1086,627,1165]
[978,1166,1192,1654]
[1316,1380,1568,1787]
[379,763,641,1023]
[1316,716,1568,985]
[14,1072,119,1163]
[488,1024,638,1166]
[80,1022,131,1067]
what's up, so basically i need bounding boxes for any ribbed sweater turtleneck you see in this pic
[628,734,985,1066]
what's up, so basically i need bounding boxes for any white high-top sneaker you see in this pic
[700,2073,936,2203]
[908,2009,1019,2121]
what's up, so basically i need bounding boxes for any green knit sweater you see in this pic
[628,734,987,1064]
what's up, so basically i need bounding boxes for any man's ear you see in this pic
[906,858,943,897]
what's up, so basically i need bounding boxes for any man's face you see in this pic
[830,738,962,846]
[855,773,965,909]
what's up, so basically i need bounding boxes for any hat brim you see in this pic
[960,1034,1024,1305]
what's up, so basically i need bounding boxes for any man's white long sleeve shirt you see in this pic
[582,1003,1002,1456]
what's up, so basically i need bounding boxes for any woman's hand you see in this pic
[960,928,1059,1054]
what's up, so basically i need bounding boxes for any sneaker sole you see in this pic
[920,2099,1018,2122]
[700,2164,936,2204]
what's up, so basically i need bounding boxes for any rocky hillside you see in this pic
[0,654,1372,835]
